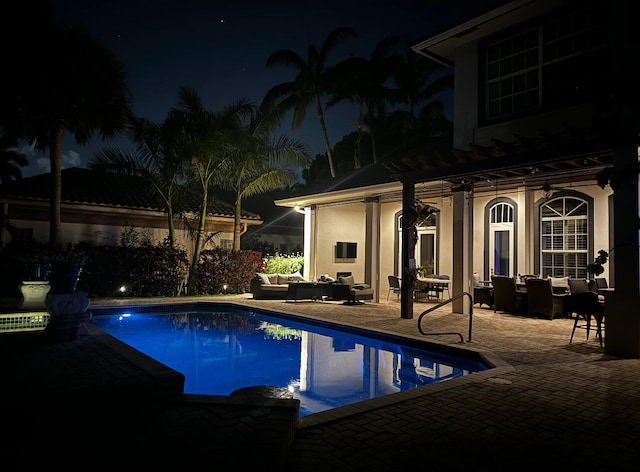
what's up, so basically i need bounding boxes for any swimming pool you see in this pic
[91,303,489,416]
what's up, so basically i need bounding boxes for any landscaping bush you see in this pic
[263,253,304,274]
[195,248,262,294]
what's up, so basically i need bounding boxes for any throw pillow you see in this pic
[257,273,270,285]
[288,271,305,282]
[339,275,355,286]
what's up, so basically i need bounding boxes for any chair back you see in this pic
[526,278,565,319]
[568,278,590,294]
[491,275,519,313]
[594,278,608,289]
[388,275,400,289]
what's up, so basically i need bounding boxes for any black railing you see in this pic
[417,291,473,343]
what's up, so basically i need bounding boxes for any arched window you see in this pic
[540,196,589,278]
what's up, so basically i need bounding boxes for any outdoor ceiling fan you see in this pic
[534,182,560,199]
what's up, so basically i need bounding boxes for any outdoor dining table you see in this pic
[416,277,451,302]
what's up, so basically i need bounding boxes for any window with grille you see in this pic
[483,1,607,121]
[540,196,588,278]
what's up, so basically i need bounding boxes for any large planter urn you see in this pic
[48,262,82,294]
[45,291,91,342]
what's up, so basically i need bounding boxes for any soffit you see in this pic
[412,0,571,66]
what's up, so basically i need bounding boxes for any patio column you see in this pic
[304,205,318,281]
[364,197,381,302]
[605,144,640,358]
[451,184,473,314]
[400,180,415,319]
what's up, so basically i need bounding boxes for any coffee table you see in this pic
[286,282,331,301]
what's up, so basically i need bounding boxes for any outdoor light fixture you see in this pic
[541,183,555,199]
[119,285,126,296]
[223,284,228,293]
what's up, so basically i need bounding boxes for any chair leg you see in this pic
[570,315,580,343]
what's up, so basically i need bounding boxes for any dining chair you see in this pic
[525,278,566,320]
[491,275,526,315]
[567,290,605,347]
[387,275,402,301]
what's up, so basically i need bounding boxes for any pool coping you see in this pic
[88,300,514,428]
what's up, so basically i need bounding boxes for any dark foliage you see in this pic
[195,248,263,295]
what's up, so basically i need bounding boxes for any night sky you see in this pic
[18,0,507,178]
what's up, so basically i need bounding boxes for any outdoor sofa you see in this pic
[250,272,306,300]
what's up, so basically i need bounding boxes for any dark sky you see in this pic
[19,0,506,178]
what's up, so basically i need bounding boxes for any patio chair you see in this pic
[525,277,566,320]
[332,275,374,305]
[491,275,526,315]
[387,275,401,301]
[567,290,605,347]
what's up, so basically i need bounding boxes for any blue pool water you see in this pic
[91,304,488,416]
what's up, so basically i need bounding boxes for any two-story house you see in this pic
[275,0,640,357]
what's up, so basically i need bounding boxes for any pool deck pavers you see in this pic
[2,294,640,470]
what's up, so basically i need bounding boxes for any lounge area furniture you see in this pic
[415,275,450,302]
[491,275,527,315]
[332,275,374,305]
[285,281,332,302]
[473,286,494,309]
[250,272,306,300]
[387,275,401,301]
[567,278,606,347]
[525,278,567,320]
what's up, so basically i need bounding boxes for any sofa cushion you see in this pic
[339,275,355,286]
[267,274,280,284]
[257,273,271,285]
[260,284,289,292]
[287,271,305,282]
[277,274,291,284]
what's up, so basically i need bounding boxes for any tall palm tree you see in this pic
[89,115,189,248]
[326,35,401,168]
[219,110,310,250]
[261,27,357,178]
[4,14,131,244]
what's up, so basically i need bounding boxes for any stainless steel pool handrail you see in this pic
[417,291,473,343]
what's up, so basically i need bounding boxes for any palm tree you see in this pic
[391,35,453,118]
[219,110,310,250]
[170,87,253,289]
[0,128,28,184]
[4,17,131,244]
[89,115,189,248]
[261,27,357,178]
[325,35,401,168]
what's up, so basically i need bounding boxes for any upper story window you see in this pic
[483,1,608,122]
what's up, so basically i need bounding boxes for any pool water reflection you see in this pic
[91,306,488,416]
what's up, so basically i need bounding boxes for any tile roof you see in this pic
[0,168,260,220]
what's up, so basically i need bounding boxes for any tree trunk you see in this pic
[187,189,208,294]
[316,97,335,178]
[233,196,242,251]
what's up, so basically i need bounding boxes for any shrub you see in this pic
[195,248,263,294]
[264,253,304,274]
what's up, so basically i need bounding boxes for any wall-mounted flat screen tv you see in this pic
[336,241,357,259]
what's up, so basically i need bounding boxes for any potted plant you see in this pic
[47,244,86,294]
[586,249,609,278]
